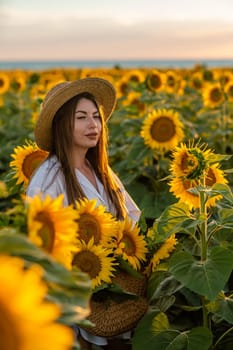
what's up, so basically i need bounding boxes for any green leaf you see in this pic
[152,312,170,333]
[169,247,233,300]
[212,183,233,206]
[147,270,182,302]
[208,153,232,164]
[166,327,212,350]
[155,202,193,239]
[0,230,92,315]
[132,308,172,350]
[208,293,233,324]
[218,208,233,229]
[132,308,212,350]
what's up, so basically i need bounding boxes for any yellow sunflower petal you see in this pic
[145,234,177,276]
[0,72,10,94]
[146,69,166,92]
[115,217,148,270]
[202,82,225,108]
[169,164,228,209]
[27,194,78,269]
[10,142,48,186]
[72,239,116,288]
[140,109,184,152]
[170,142,211,180]
[0,255,74,350]
[75,198,118,246]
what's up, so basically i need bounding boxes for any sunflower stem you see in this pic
[199,187,209,329]
[200,190,207,261]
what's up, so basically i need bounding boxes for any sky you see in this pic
[0,0,233,61]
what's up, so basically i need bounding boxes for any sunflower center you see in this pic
[180,153,198,176]
[167,75,175,87]
[130,75,140,83]
[205,168,217,186]
[35,211,55,252]
[0,302,21,350]
[23,150,48,182]
[210,87,222,102]
[72,250,101,279]
[120,82,128,94]
[0,79,4,88]
[121,233,136,256]
[150,116,175,142]
[148,74,162,90]
[78,214,101,244]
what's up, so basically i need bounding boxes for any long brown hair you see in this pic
[50,92,126,220]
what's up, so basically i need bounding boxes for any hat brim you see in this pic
[35,77,116,151]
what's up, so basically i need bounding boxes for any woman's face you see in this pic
[73,97,102,151]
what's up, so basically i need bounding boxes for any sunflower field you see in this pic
[1,64,233,350]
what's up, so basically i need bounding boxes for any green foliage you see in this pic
[132,183,233,349]
[1,66,233,349]
[132,309,212,350]
[0,228,91,324]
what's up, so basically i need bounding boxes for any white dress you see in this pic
[26,155,141,346]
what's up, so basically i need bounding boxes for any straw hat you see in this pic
[35,77,117,151]
[84,271,148,337]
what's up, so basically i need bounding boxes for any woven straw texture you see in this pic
[85,271,148,337]
[35,77,116,151]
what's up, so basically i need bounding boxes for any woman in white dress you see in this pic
[26,77,141,350]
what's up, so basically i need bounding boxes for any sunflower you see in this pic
[72,239,116,288]
[75,198,118,246]
[125,69,145,84]
[122,91,146,116]
[11,72,27,92]
[189,71,205,91]
[114,217,148,270]
[168,142,223,209]
[170,142,210,180]
[115,76,131,98]
[169,164,227,209]
[202,82,225,108]
[164,70,180,94]
[27,194,78,269]
[10,142,48,187]
[145,234,177,276]
[30,83,47,101]
[169,176,202,209]
[0,255,74,350]
[39,71,66,88]
[0,72,10,95]
[215,69,233,87]
[146,69,166,92]
[140,109,184,152]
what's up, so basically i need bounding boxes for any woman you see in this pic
[27,77,141,349]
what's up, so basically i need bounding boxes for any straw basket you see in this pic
[85,270,148,337]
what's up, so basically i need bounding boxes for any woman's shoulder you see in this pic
[34,155,60,175]
[26,155,63,196]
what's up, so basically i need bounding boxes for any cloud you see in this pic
[1,12,233,60]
